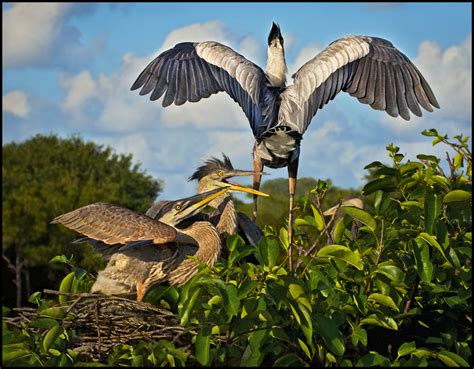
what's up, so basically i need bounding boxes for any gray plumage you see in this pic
[131,28,439,170]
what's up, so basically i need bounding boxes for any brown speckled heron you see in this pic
[187,154,267,248]
[52,185,268,302]
[131,22,439,271]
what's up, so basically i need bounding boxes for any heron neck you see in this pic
[265,46,287,87]
[180,221,221,266]
[215,196,238,242]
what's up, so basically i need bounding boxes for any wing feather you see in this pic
[279,35,438,134]
[131,41,266,136]
[51,203,177,246]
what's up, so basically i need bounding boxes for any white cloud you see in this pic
[288,43,322,77]
[60,71,98,113]
[3,91,30,118]
[415,33,471,122]
[3,3,97,68]
[59,20,261,133]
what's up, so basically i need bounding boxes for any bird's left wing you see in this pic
[131,41,268,137]
[51,202,177,246]
[278,35,439,134]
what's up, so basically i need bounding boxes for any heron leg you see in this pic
[287,158,299,273]
[252,157,264,221]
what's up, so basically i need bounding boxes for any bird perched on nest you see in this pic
[148,154,268,252]
[130,22,439,271]
[188,154,267,249]
[52,184,267,302]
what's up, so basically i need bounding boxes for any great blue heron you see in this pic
[131,22,439,271]
[51,185,267,301]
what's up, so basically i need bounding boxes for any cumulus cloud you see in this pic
[3,3,98,68]
[3,90,30,118]
[288,43,322,76]
[59,20,261,133]
[60,71,98,113]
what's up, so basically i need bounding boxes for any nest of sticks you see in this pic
[3,289,195,362]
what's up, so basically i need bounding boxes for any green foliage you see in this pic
[2,130,472,366]
[235,177,363,231]
[2,134,162,306]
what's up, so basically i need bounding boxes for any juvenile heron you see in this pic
[147,154,268,254]
[52,185,266,301]
[188,154,266,248]
[131,22,439,271]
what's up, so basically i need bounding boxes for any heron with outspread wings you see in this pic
[131,22,439,271]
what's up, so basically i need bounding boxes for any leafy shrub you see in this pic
[2,130,471,366]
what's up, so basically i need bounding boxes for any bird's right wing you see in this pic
[51,203,177,246]
[279,35,439,134]
[131,41,268,137]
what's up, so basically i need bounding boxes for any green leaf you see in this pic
[368,293,400,312]
[259,238,281,268]
[310,204,324,231]
[273,353,306,367]
[412,239,433,283]
[39,307,65,320]
[30,318,59,329]
[58,272,75,304]
[180,288,201,326]
[278,227,289,251]
[351,327,368,347]
[43,325,64,351]
[422,128,439,137]
[360,315,398,330]
[49,254,73,265]
[364,161,384,169]
[298,338,312,360]
[424,190,442,235]
[2,349,32,363]
[195,326,211,366]
[453,152,463,169]
[397,341,417,357]
[443,190,471,203]
[376,264,405,282]
[356,352,390,367]
[314,314,345,357]
[339,206,376,231]
[437,350,470,367]
[416,154,440,163]
[430,175,450,190]
[417,232,447,260]
[317,245,364,270]
[362,177,395,195]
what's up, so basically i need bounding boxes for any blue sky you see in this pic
[3,2,472,201]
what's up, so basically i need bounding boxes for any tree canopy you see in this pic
[2,134,163,306]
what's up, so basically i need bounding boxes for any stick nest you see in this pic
[3,289,194,362]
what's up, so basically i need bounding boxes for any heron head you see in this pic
[188,154,269,200]
[268,22,283,48]
[149,187,230,225]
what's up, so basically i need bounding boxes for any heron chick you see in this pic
[52,185,267,302]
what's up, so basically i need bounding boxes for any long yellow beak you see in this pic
[227,182,270,197]
[190,188,231,210]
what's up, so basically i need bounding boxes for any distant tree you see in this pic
[2,134,162,307]
[234,177,365,230]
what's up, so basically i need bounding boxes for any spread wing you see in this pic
[51,203,177,246]
[279,35,439,134]
[131,41,268,136]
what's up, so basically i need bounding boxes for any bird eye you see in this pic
[217,170,224,177]
[175,204,181,211]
